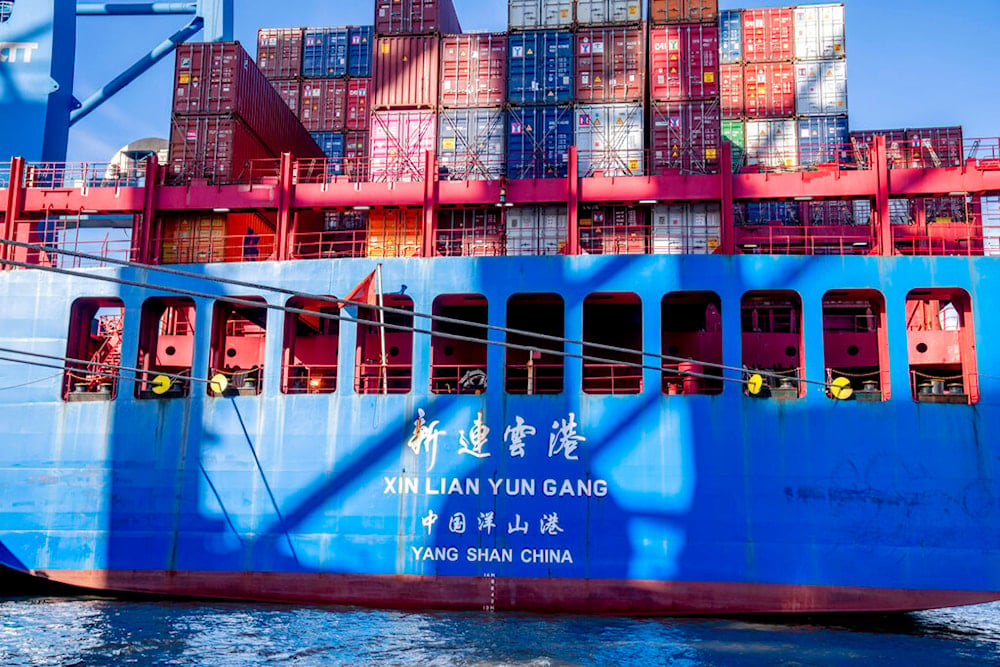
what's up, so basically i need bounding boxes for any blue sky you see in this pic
[67,0,1000,162]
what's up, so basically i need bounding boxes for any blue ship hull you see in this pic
[1,254,999,613]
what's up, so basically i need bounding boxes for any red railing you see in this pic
[505,362,564,395]
[208,365,263,396]
[354,363,412,394]
[22,161,150,188]
[294,230,368,259]
[736,225,874,255]
[283,363,337,394]
[155,231,275,264]
[430,364,488,394]
[582,364,643,395]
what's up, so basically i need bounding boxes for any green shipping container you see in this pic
[722,120,745,172]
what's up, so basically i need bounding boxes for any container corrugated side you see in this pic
[345,79,371,131]
[649,100,721,175]
[257,28,303,79]
[907,126,964,168]
[375,0,462,35]
[649,0,718,25]
[720,64,743,119]
[793,3,845,61]
[648,24,718,102]
[168,114,274,184]
[368,209,423,258]
[270,79,301,116]
[651,203,720,254]
[344,130,370,180]
[797,115,849,165]
[437,208,504,256]
[508,0,574,30]
[576,103,644,176]
[795,60,847,116]
[303,27,349,78]
[370,109,437,182]
[310,132,345,161]
[437,108,506,180]
[719,9,742,64]
[440,33,507,108]
[576,27,644,103]
[348,26,374,77]
[507,31,574,105]
[301,79,347,132]
[505,206,566,255]
[506,105,574,179]
[744,62,795,118]
[575,0,641,26]
[741,7,794,63]
[721,119,745,171]
[745,118,797,169]
[580,206,647,254]
[373,35,440,109]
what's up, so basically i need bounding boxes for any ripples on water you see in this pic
[1,597,999,666]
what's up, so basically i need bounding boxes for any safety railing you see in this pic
[434,226,505,257]
[505,362,564,395]
[354,363,412,395]
[208,365,263,396]
[283,363,337,394]
[10,225,136,269]
[294,157,371,185]
[740,142,865,174]
[155,231,276,264]
[581,219,651,255]
[430,364,488,395]
[437,153,506,182]
[736,225,874,255]
[582,363,643,395]
[910,370,970,404]
[23,162,150,189]
[294,230,368,259]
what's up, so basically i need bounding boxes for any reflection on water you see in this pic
[0,597,998,666]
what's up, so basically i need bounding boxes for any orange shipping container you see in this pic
[649,0,718,25]
[159,213,275,264]
[368,209,423,258]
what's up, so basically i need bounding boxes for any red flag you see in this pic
[343,269,378,305]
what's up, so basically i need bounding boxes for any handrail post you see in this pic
[873,136,892,256]
[421,149,438,258]
[275,152,294,261]
[2,157,25,268]
[567,145,579,255]
[720,141,735,255]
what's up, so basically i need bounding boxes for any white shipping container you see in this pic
[576,0,641,26]
[745,119,798,170]
[793,3,846,60]
[795,60,847,116]
[575,103,644,177]
[509,0,574,29]
[651,204,721,255]
[437,109,506,181]
[505,206,566,256]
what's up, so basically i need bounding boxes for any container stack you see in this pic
[792,3,848,167]
[648,0,720,177]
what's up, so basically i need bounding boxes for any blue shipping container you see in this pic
[506,106,573,179]
[720,10,742,64]
[303,27,349,78]
[311,131,345,175]
[507,31,574,105]
[348,26,374,77]
[744,202,800,226]
[798,116,849,166]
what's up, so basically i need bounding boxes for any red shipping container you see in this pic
[172,43,323,160]
[257,28,304,79]
[744,62,794,118]
[850,129,908,167]
[907,126,964,168]
[375,0,461,35]
[741,7,794,62]
[370,110,437,182]
[650,100,721,175]
[648,24,718,102]
[440,33,507,108]
[576,27,645,102]
[300,79,347,132]
[344,131,369,181]
[720,64,743,118]
[373,35,440,109]
[167,114,275,184]
[270,79,301,116]
[345,78,372,131]
[649,0,718,25]
[580,206,647,255]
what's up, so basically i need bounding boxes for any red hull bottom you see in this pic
[26,569,1000,614]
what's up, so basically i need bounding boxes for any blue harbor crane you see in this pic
[0,0,232,162]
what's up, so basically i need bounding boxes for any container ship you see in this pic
[1,0,1000,613]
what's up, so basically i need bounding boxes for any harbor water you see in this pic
[1,596,999,665]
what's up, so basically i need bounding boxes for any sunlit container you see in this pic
[348,26,374,77]
[440,33,507,108]
[506,105,573,179]
[345,79,372,130]
[575,103,644,177]
[907,126,964,168]
[744,62,794,118]
[721,119,745,171]
[720,64,743,118]
[300,79,347,132]
[651,204,720,254]
[507,31,574,105]
[793,3,845,61]
[270,79,301,116]
[303,27,349,78]
[745,118,797,169]
[649,0,718,25]
[505,207,566,255]
[576,27,644,102]
[369,109,437,182]
[580,206,647,255]
[576,0,641,26]
[436,208,504,256]
[310,131,345,161]
[168,114,273,183]
[373,35,440,109]
[375,0,461,35]
[508,0,574,30]
[798,115,849,165]
[160,213,276,264]
[795,60,847,115]
[368,209,422,258]
[649,100,721,175]
[719,9,742,64]
[741,7,793,63]
[257,28,303,79]
[437,108,506,180]
[648,24,718,102]
[849,129,908,168]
